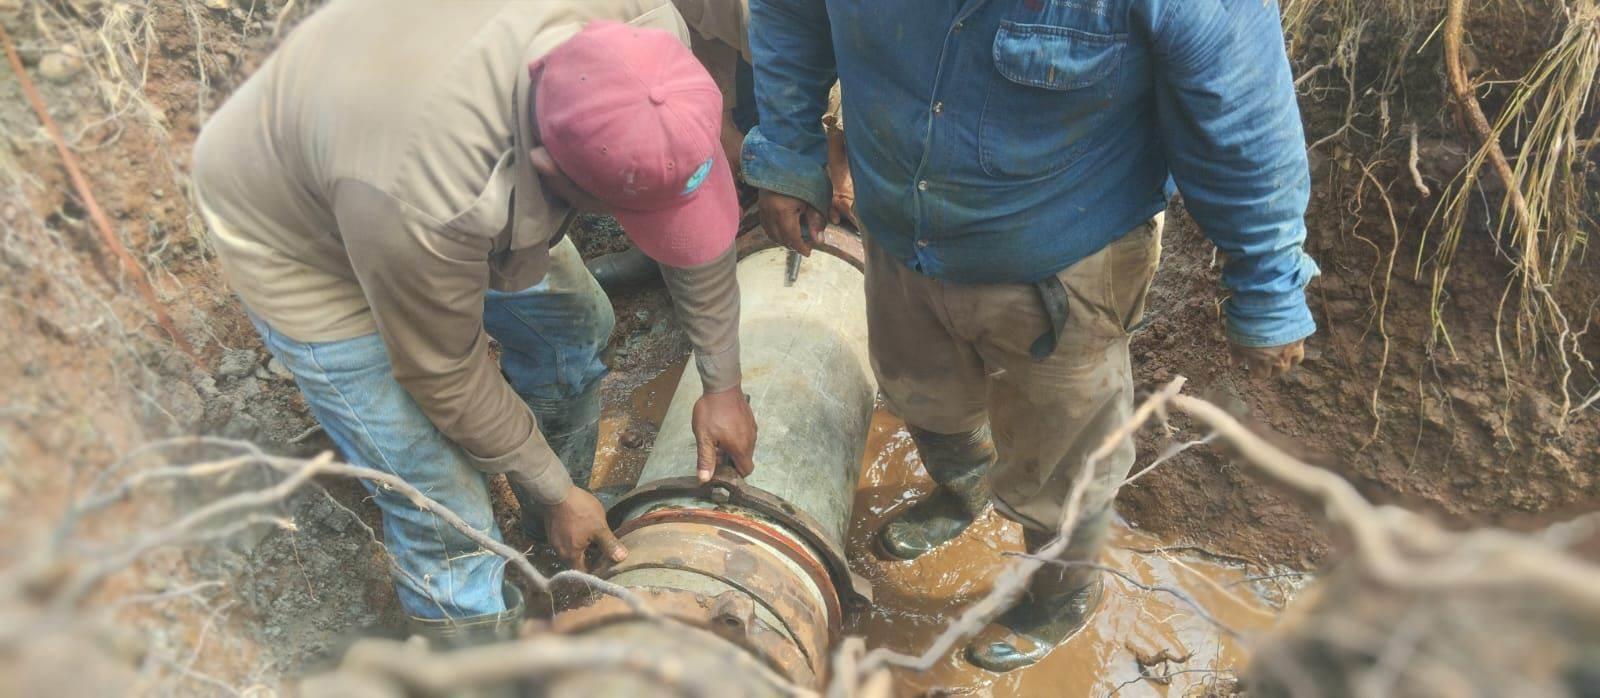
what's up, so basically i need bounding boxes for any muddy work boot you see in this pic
[966,511,1112,673]
[510,382,603,541]
[585,245,661,290]
[407,582,526,650]
[877,425,996,561]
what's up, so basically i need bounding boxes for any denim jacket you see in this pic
[742,0,1319,347]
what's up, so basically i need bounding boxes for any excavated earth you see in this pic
[1,1,1595,695]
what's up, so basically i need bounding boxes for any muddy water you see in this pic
[606,366,1285,696]
[591,361,687,490]
[849,409,1284,696]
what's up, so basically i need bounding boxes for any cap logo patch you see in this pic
[682,157,713,196]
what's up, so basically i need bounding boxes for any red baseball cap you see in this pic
[534,22,736,268]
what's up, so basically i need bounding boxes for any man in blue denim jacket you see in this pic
[743,0,1319,671]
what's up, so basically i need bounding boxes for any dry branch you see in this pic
[57,443,657,619]
[1170,393,1600,612]
[324,630,816,698]
[1006,557,1243,638]
[9,437,811,697]
[824,379,1600,693]
[18,384,1600,696]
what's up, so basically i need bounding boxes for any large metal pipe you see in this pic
[630,244,875,549]
[558,244,876,687]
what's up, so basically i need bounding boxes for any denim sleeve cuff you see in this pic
[695,342,743,394]
[741,126,832,217]
[466,422,572,506]
[1225,287,1318,348]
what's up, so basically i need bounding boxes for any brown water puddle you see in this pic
[591,361,687,490]
[601,366,1287,696]
[849,409,1284,697]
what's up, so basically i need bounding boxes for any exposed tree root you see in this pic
[0,22,196,359]
[1442,0,1533,238]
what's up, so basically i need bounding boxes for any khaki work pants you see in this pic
[865,216,1164,532]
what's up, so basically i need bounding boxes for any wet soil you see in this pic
[2,0,1596,693]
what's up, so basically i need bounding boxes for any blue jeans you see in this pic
[250,240,613,620]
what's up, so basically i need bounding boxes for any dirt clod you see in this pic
[218,348,260,379]
[37,53,84,83]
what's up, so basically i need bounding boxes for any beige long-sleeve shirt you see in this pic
[672,0,750,112]
[192,0,741,506]
[671,1,844,139]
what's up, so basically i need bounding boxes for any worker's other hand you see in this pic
[758,190,826,257]
[692,386,757,483]
[1229,339,1307,380]
[826,129,858,228]
[828,161,858,228]
[544,486,627,572]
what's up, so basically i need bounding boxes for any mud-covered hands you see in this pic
[1229,339,1307,380]
[692,386,758,483]
[545,486,627,572]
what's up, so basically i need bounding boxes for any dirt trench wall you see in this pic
[0,1,342,692]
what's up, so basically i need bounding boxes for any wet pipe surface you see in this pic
[594,365,1285,697]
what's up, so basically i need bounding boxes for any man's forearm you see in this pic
[1150,0,1318,347]
[385,329,577,505]
[743,0,837,214]
[335,180,577,505]
[661,246,742,393]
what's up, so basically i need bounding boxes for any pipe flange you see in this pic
[609,475,874,611]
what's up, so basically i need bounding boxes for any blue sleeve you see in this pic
[1148,0,1320,348]
[741,0,836,216]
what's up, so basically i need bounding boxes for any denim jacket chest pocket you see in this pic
[979,22,1126,178]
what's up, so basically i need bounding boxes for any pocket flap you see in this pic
[442,149,516,239]
[992,22,1124,90]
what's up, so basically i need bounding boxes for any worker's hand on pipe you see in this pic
[1229,339,1307,380]
[692,387,758,483]
[545,486,627,572]
[757,190,826,257]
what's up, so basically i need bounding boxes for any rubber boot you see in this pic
[965,509,1113,672]
[585,245,661,290]
[407,582,525,650]
[404,583,526,698]
[510,381,603,541]
[876,425,996,561]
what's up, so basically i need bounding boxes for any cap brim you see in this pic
[611,148,739,269]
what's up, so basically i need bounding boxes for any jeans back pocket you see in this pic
[979,22,1125,178]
